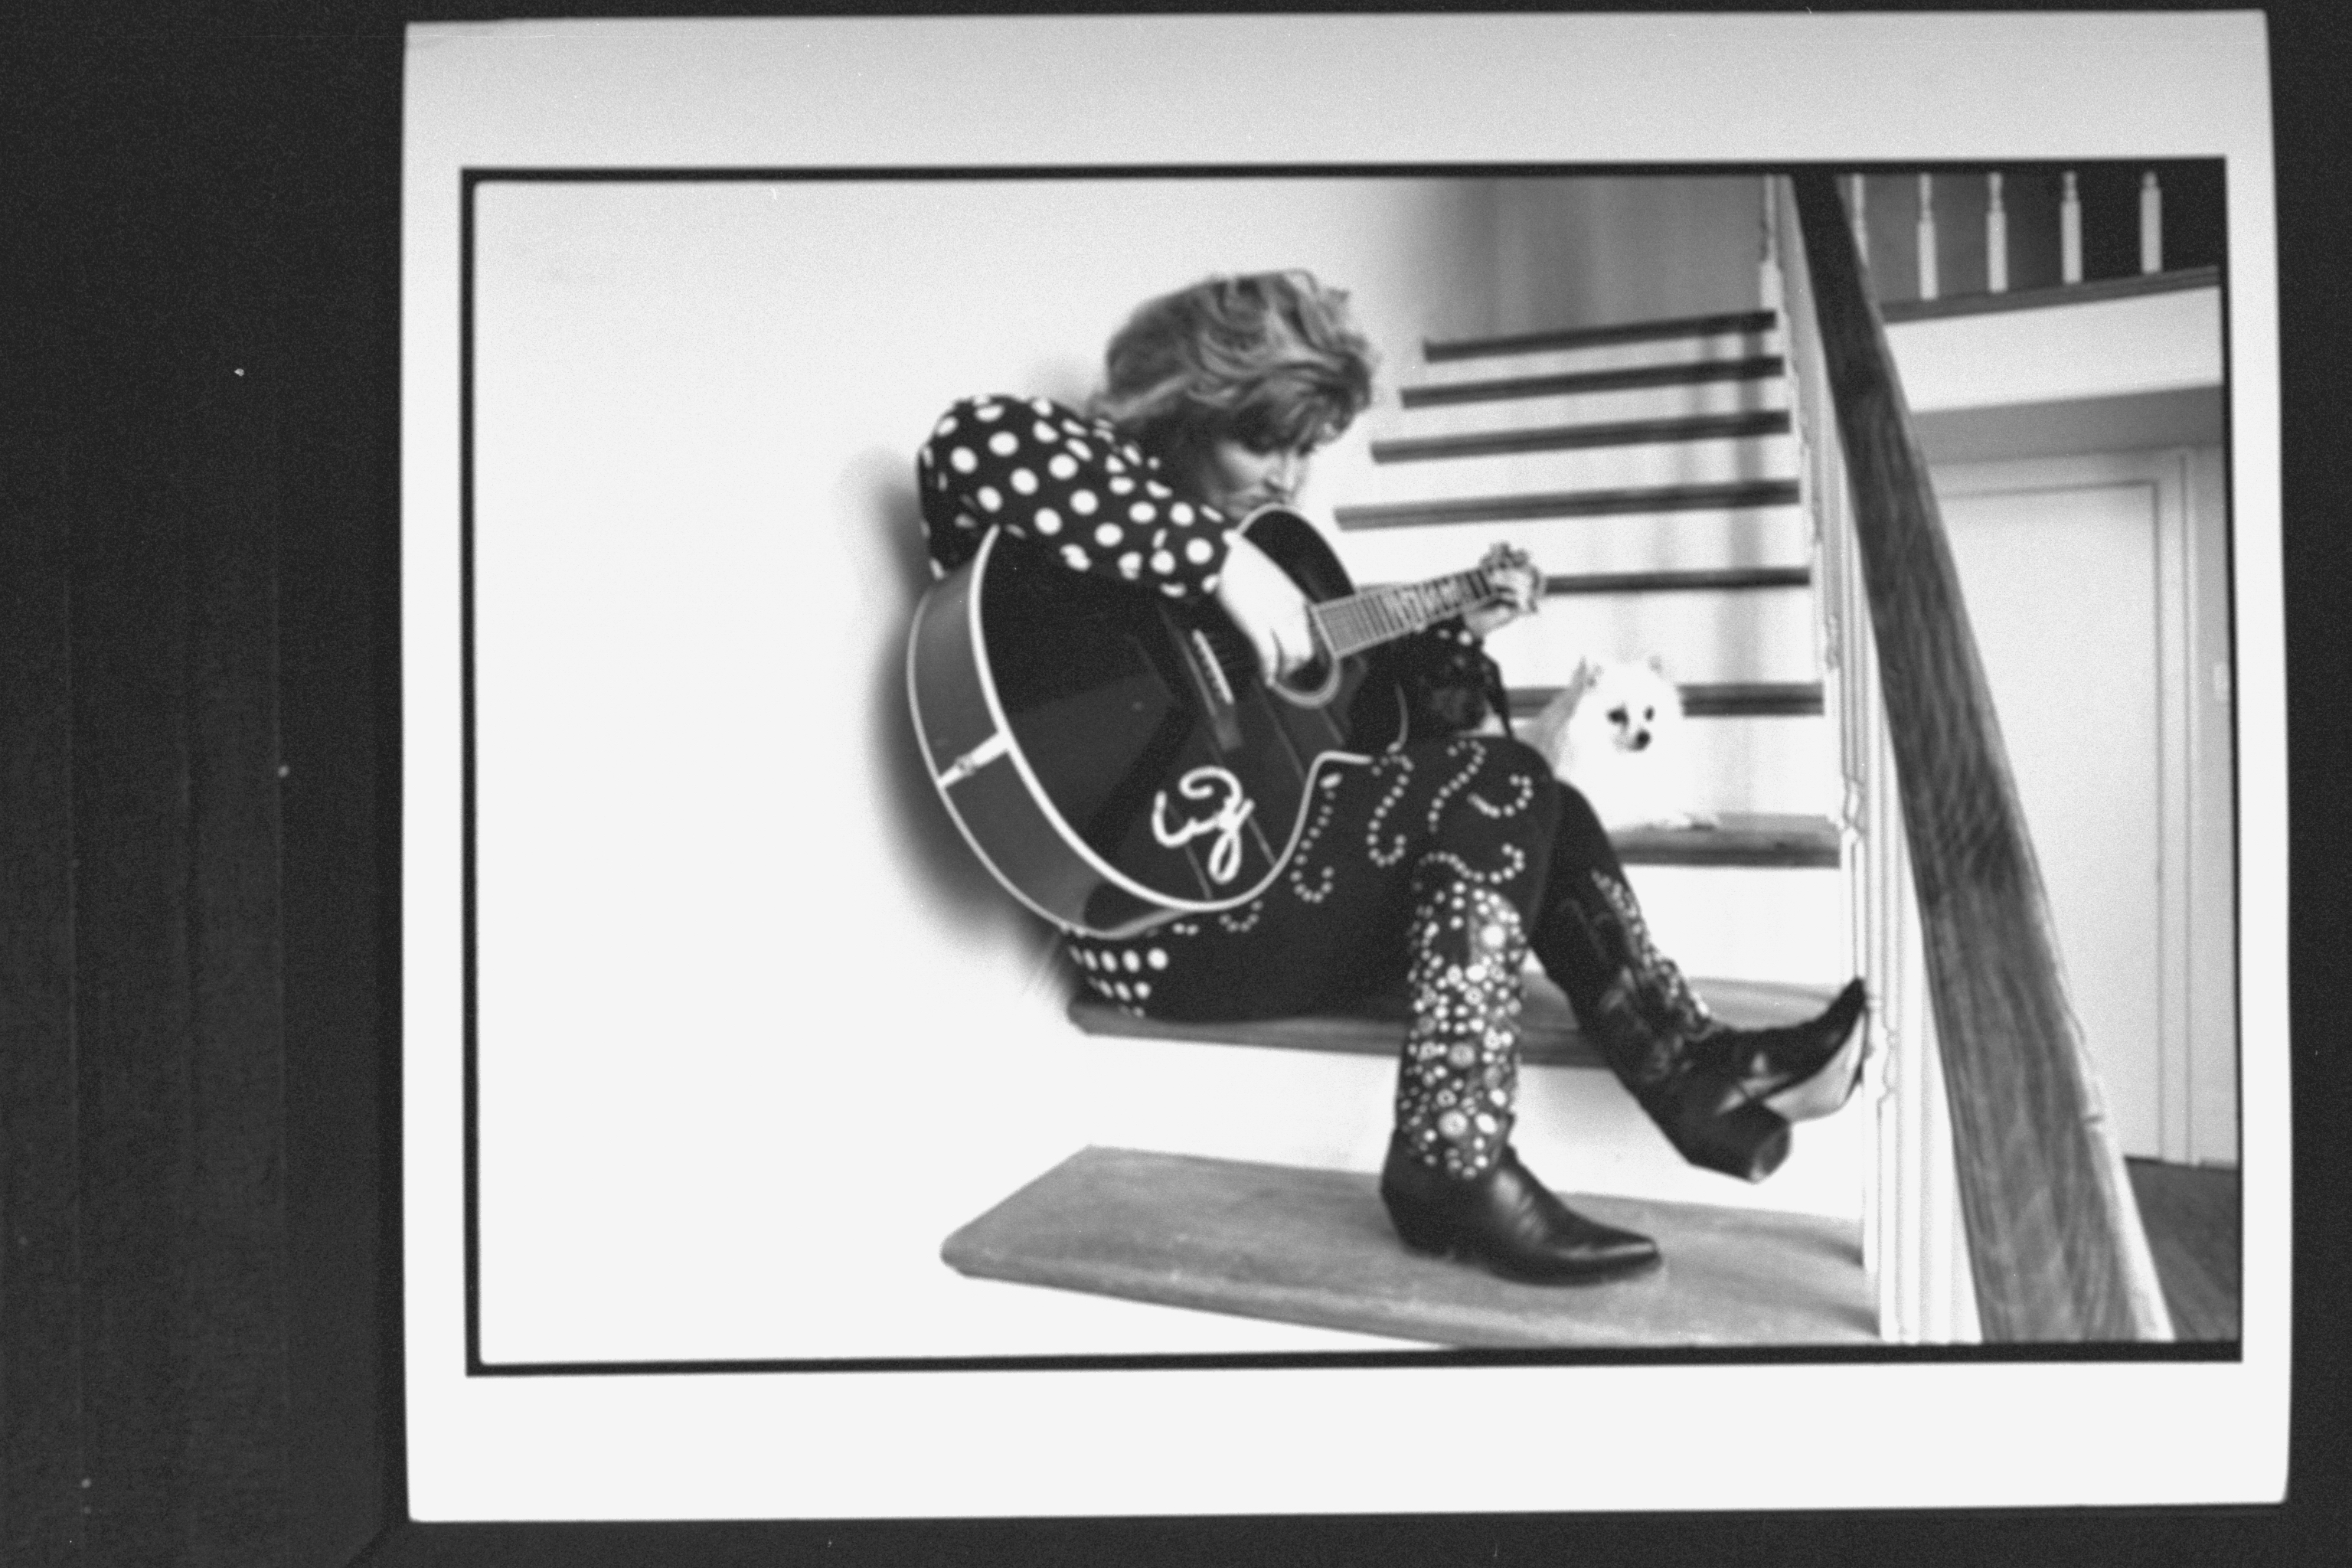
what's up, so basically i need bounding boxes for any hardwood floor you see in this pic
[2126,1158,2241,1341]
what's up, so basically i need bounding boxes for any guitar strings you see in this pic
[1310,568,1494,658]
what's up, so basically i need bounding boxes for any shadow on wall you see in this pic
[849,447,1050,957]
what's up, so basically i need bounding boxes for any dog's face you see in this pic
[1568,658,1681,755]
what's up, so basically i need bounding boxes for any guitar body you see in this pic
[906,508,1408,939]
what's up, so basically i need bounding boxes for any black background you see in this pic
[4,2,2347,1563]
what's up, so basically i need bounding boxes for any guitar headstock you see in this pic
[1475,543,1544,622]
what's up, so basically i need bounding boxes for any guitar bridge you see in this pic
[1189,629,1236,709]
[1184,628,1246,752]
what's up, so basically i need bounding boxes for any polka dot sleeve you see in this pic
[917,395,1233,600]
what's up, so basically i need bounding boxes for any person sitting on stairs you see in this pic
[918,268,1867,1285]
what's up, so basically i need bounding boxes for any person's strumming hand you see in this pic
[1215,531,1318,681]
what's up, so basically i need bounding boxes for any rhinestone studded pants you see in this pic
[1063,734,1726,1180]
[1070,737,1557,1014]
[1069,736,1571,1178]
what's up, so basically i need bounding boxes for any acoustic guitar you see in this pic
[906,505,1540,939]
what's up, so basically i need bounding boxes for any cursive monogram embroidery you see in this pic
[1152,766,1256,885]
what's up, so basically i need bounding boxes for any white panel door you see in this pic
[1938,470,2164,1157]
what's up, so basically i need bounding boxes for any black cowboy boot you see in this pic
[1537,866,1868,1183]
[1579,972,1795,1181]
[1380,1135,1660,1284]
[1380,872,1661,1284]
[1691,977,1870,1122]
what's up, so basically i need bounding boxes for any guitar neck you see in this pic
[1308,568,1498,661]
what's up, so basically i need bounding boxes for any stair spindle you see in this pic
[1759,176,1784,312]
[1985,172,2008,294]
[2140,170,2163,274]
[1847,175,1869,273]
[1915,175,1938,301]
[2060,171,2083,285]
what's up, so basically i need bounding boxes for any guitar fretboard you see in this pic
[1308,569,1497,661]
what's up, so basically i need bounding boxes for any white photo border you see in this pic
[403,14,2285,1520]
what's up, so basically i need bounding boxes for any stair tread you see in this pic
[1375,377,1789,441]
[1538,564,1811,596]
[1400,356,1785,409]
[1335,479,1801,530]
[1424,309,1779,363]
[1068,973,1841,1071]
[1509,681,1824,720]
[1370,410,1792,464]
[942,1145,1876,1348]
[1616,811,1840,867]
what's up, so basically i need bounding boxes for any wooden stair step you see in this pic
[941,1145,1876,1348]
[1374,376,1788,440]
[1399,356,1785,410]
[1509,681,1825,721]
[1424,308,1779,363]
[1371,410,1792,466]
[1539,564,1810,596]
[1334,509,1814,591]
[1335,479,1801,531]
[1349,431,1795,508]
[1615,812,1840,868]
[1067,973,1841,1071]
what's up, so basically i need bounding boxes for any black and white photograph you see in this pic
[24,10,2331,1558]
[462,162,2235,1364]
[385,14,2289,1524]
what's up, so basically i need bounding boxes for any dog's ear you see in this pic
[1573,656,1599,689]
[1644,652,1667,676]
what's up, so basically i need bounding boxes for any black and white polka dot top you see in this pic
[917,395,1233,599]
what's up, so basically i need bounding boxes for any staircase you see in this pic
[943,305,1870,1348]
[1335,307,1844,993]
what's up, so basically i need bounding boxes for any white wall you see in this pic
[1489,175,1764,334]
[1888,285,2224,412]
[465,175,1501,1364]
[1892,303,2236,1166]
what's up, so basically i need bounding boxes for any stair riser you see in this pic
[1334,506,1810,586]
[1619,862,1846,985]
[1412,326,1783,384]
[1483,586,1821,688]
[1369,374,1789,439]
[1354,433,1798,507]
[1544,712,1841,821]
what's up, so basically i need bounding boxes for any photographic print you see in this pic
[401,15,2285,1521]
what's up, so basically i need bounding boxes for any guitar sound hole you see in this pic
[1271,655,1340,707]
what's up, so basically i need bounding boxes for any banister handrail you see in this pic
[1776,172,2172,1341]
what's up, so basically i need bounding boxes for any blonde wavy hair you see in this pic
[1091,270,1379,473]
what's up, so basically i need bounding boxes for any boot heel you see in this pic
[1394,1227,1451,1259]
[1664,1097,1791,1183]
[1379,1171,1448,1255]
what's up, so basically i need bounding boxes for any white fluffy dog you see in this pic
[1522,656,1711,830]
